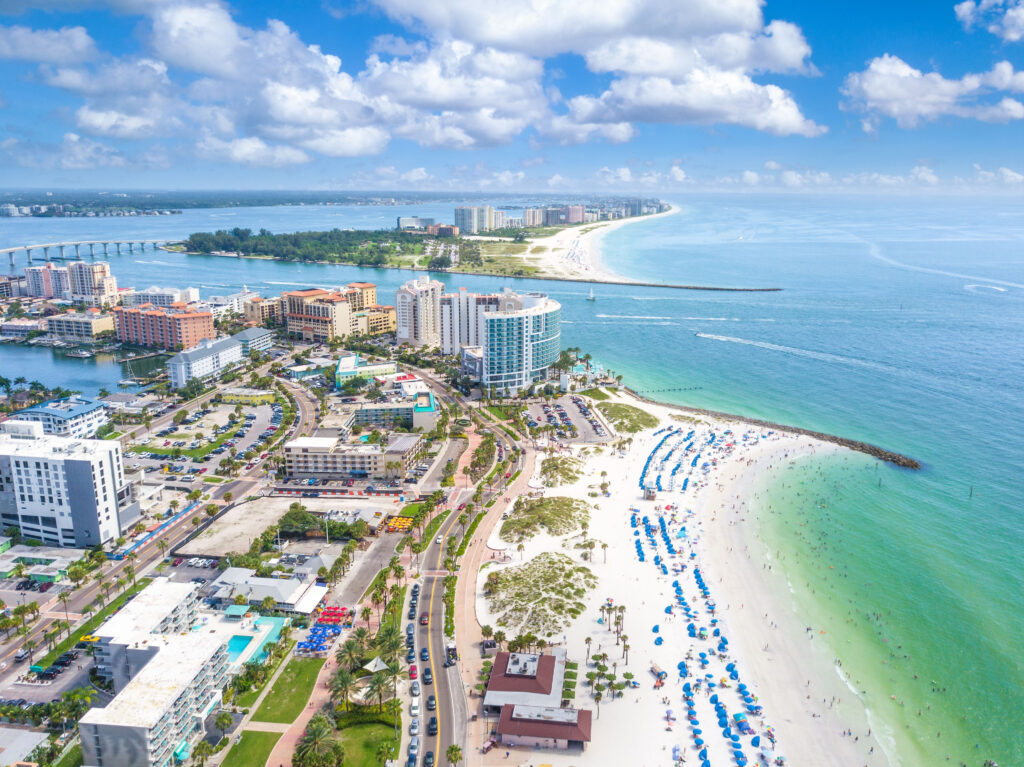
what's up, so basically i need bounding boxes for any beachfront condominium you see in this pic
[68,261,119,307]
[479,291,561,394]
[111,303,215,350]
[440,288,503,354]
[523,208,544,227]
[396,276,444,347]
[79,632,228,767]
[24,263,70,298]
[565,205,585,224]
[122,286,200,308]
[454,205,494,234]
[0,420,140,548]
[14,395,109,438]
[397,216,435,230]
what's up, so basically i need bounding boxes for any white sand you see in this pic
[471,391,893,766]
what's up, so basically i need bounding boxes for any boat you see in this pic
[66,349,94,358]
[586,287,596,301]
[118,379,137,387]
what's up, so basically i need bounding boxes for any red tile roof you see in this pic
[486,652,555,695]
[496,705,592,743]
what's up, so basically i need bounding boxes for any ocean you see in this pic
[1,194,1021,765]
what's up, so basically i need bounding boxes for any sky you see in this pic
[1,0,1024,192]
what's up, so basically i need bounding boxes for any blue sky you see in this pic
[1,0,1023,192]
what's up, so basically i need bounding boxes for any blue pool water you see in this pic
[226,634,252,664]
[250,616,287,663]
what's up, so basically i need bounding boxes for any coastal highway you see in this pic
[420,486,472,763]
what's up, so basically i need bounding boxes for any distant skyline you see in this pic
[1,0,1024,192]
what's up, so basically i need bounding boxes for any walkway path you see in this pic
[263,653,339,767]
[453,439,539,765]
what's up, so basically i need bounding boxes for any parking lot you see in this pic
[126,401,283,483]
[525,394,611,443]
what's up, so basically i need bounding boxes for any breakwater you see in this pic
[622,387,921,469]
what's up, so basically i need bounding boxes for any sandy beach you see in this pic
[526,205,681,282]
[467,389,894,767]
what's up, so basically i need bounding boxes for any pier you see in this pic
[1,239,170,267]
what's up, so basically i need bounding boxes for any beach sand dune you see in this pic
[469,391,893,767]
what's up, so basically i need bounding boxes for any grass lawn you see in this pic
[252,657,325,723]
[232,639,295,709]
[596,402,659,433]
[337,722,400,767]
[220,731,282,767]
[100,431,124,440]
[53,744,83,767]
[578,387,609,401]
[202,475,225,483]
[38,578,152,668]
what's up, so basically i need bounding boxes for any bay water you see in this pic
[1,194,1021,765]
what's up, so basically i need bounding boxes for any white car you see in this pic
[409,717,420,735]
[435,536,442,544]
[410,698,420,717]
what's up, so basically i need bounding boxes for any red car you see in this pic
[409,664,418,679]
[457,503,466,511]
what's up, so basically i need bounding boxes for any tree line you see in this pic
[182,227,424,265]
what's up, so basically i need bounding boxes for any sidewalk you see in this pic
[453,445,538,766]
[263,653,339,767]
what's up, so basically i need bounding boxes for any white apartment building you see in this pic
[395,276,444,348]
[0,421,139,548]
[122,286,200,308]
[523,208,544,227]
[92,580,201,691]
[206,286,260,319]
[454,205,494,234]
[68,261,119,307]
[14,396,109,438]
[24,263,70,298]
[440,288,502,355]
[79,633,228,767]
[166,336,243,389]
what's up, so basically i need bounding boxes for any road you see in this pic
[0,353,321,682]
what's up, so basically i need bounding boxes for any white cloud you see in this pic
[843,54,1024,128]
[764,160,782,170]
[910,165,939,185]
[494,170,524,185]
[999,165,1024,182]
[973,162,1024,183]
[742,170,760,185]
[371,0,822,140]
[74,105,167,139]
[198,135,309,166]
[0,24,97,64]
[401,167,430,182]
[149,2,244,79]
[669,165,687,182]
[546,173,567,187]
[597,166,633,184]
[58,132,126,169]
[569,70,825,137]
[297,127,390,157]
[955,0,1024,42]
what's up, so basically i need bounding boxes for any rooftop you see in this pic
[484,649,566,710]
[79,633,225,729]
[496,704,592,743]
[232,327,274,342]
[0,421,119,458]
[95,579,198,643]
[168,336,240,364]
[19,395,106,419]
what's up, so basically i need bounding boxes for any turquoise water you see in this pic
[1,195,1020,765]
[226,634,253,664]
[251,616,287,663]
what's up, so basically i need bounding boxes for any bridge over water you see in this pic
[1,239,173,267]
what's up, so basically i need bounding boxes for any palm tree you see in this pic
[293,713,344,767]
[329,668,357,711]
[192,740,214,767]
[351,626,371,654]
[366,671,390,712]
[58,592,72,626]
[446,744,463,766]
[384,657,404,696]
[335,639,362,672]
[493,630,506,651]
[157,539,169,558]
[585,636,592,663]
[215,710,233,740]
[360,605,372,627]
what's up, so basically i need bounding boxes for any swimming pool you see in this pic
[250,616,288,663]
[226,634,253,664]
